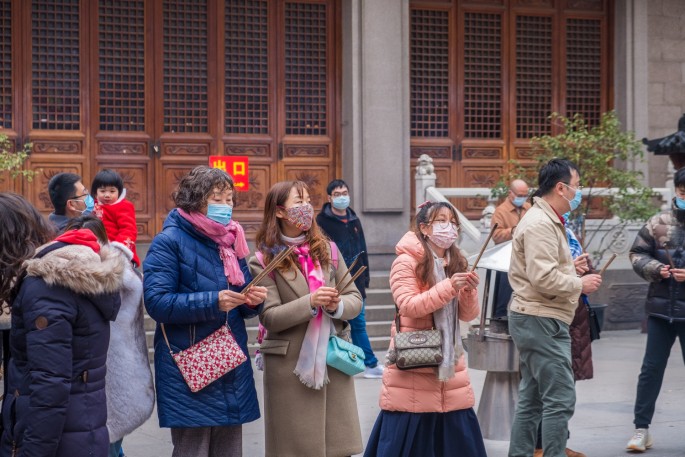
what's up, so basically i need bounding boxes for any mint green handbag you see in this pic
[326,334,365,376]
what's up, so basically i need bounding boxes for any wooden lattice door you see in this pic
[409,0,612,218]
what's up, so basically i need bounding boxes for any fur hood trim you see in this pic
[24,243,126,295]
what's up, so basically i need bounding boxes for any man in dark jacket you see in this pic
[317,179,382,378]
[626,166,685,452]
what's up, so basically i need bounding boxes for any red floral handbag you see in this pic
[160,318,247,393]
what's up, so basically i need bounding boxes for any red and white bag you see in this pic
[160,319,247,393]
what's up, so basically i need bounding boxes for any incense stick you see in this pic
[244,246,295,291]
[470,223,498,272]
[598,253,617,276]
[662,242,675,269]
[337,266,367,293]
[334,254,362,289]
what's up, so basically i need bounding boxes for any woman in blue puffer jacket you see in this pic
[144,166,267,457]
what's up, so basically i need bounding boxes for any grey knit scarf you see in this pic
[431,250,463,381]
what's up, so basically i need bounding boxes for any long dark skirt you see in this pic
[364,408,487,457]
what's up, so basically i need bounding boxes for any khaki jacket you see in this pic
[508,197,582,325]
[248,245,363,457]
[491,198,531,244]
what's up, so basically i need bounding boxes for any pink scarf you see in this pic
[178,209,249,286]
[292,244,331,390]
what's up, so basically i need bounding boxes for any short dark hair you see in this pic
[173,166,234,213]
[534,159,579,198]
[64,215,109,245]
[326,179,348,195]
[48,172,81,215]
[674,167,685,189]
[91,169,124,197]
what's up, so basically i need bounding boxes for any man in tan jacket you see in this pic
[491,179,531,319]
[507,159,602,457]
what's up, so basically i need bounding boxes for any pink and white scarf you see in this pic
[291,244,331,389]
[178,208,250,286]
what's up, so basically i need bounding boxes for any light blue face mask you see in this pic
[512,196,527,207]
[562,211,570,224]
[206,204,233,225]
[676,197,685,210]
[563,184,582,212]
[332,195,350,211]
[82,194,95,215]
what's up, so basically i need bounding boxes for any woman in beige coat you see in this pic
[249,181,363,457]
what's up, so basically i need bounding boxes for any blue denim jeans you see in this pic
[349,299,379,368]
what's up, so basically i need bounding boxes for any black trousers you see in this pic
[493,271,513,319]
[634,316,685,428]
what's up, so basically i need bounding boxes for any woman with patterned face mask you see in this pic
[249,181,363,457]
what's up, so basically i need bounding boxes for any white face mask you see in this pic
[428,222,459,249]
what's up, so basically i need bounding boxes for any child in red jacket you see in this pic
[91,169,140,267]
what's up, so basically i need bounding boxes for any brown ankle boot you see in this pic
[565,448,586,457]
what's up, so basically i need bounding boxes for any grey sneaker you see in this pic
[363,365,384,379]
[626,428,653,452]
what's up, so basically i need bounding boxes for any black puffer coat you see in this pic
[0,242,124,457]
[630,201,685,321]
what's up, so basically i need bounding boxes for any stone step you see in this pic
[368,271,390,289]
[365,304,395,322]
[365,288,394,306]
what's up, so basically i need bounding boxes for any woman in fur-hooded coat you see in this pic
[105,241,155,450]
[0,229,124,457]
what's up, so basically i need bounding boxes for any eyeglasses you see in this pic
[332,191,349,197]
[69,191,89,201]
[433,221,460,231]
[562,183,583,192]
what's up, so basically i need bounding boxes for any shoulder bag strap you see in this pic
[160,324,174,354]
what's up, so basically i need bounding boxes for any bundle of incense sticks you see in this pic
[470,222,498,272]
[336,266,367,293]
[334,254,362,289]
[243,245,296,292]
[662,242,675,269]
[598,253,617,276]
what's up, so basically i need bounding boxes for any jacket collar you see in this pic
[320,202,358,222]
[532,197,565,227]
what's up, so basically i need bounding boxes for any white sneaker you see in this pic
[626,428,653,452]
[363,365,384,379]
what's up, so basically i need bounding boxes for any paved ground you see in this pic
[123,330,685,456]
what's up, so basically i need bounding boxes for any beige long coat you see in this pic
[248,246,363,457]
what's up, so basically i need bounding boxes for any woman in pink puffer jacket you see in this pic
[364,201,487,457]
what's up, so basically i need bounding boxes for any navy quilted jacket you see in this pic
[1,242,124,457]
[143,209,261,428]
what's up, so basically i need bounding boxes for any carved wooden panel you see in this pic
[160,165,196,214]
[233,164,270,211]
[284,2,328,136]
[514,0,554,7]
[162,0,208,133]
[99,142,146,156]
[163,143,209,156]
[461,166,504,215]
[462,147,502,160]
[98,0,145,132]
[513,147,537,160]
[225,0,269,135]
[566,0,603,11]
[463,11,502,139]
[224,144,270,157]
[32,141,82,155]
[515,14,553,139]
[31,0,81,130]
[566,18,602,126]
[0,0,11,129]
[410,8,449,138]
[410,145,452,160]
[284,144,329,158]
[283,166,328,210]
[461,0,504,5]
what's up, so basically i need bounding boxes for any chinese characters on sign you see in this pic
[209,156,249,191]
